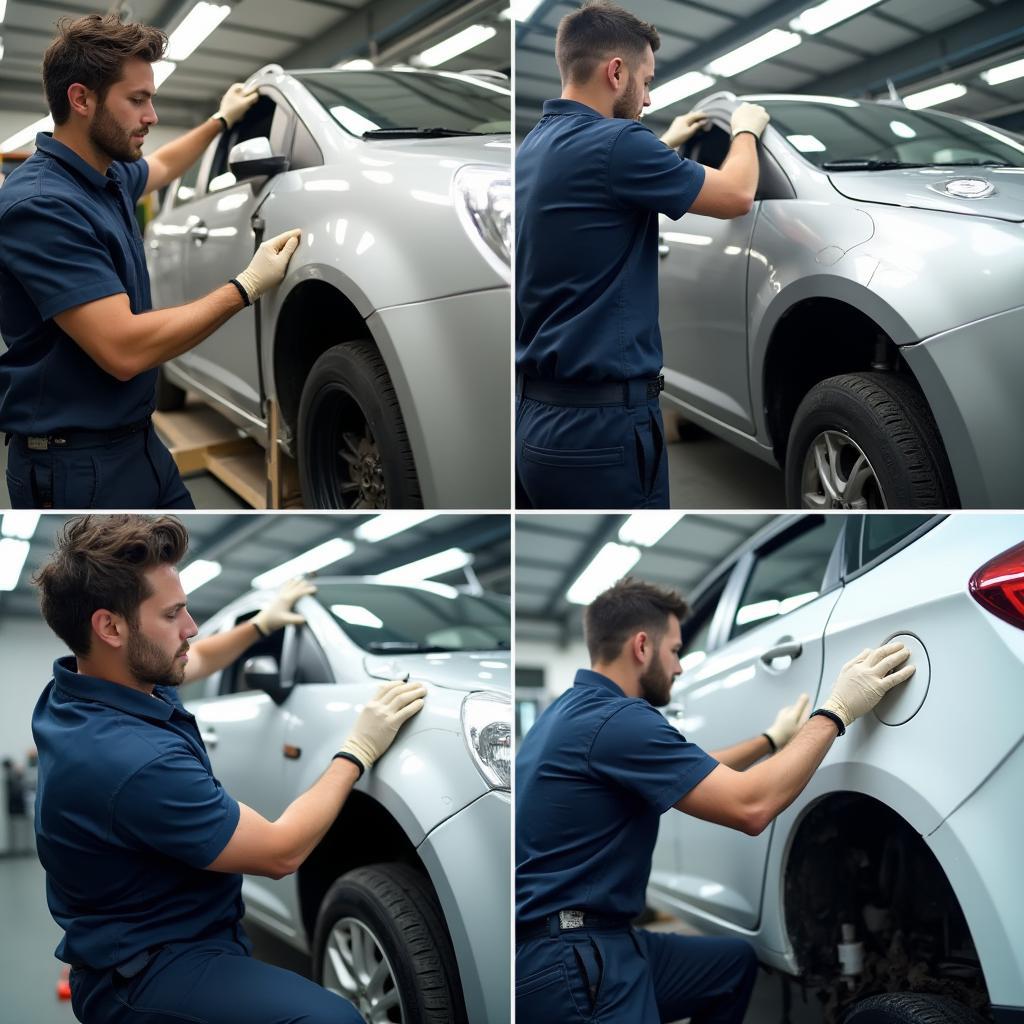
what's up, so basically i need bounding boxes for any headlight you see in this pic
[453,164,511,283]
[462,691,511,791]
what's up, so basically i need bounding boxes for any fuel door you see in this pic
[874,632,930,726]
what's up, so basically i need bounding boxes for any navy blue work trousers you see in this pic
[516,927,758,1023]
[70,935,362,1024]
[6,426,194,509]
[515,395,669,509]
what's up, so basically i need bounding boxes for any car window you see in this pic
[293,626,332,685]
[682,122,731,169]
[845,514,936,574]
[218,613,285,695]
[207,95,289,193]
[680,574,729,672]
[173,157,203,207]
[729,517,845,640]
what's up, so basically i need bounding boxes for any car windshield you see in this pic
[314,582,510,652]
[755,98,1024,169]
[294,70,511,137]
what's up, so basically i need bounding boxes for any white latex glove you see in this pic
[822,642,915,728]
[234,229,301,303]
[339,680,427,771]
[764,692,810,750]
[730,102,770,139]
[215,83,259,129]
[252,577,317,636]
[660,110,710,149]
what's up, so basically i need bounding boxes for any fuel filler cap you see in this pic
[873,632,929,726]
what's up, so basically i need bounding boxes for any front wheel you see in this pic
[312,863,467,1024]
[784,372,957,509]
[841,993,988,1024]
[297,341,422,509]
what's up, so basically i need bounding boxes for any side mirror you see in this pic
[241,654,289,703]
[228,137,289,182]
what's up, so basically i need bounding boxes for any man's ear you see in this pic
[604,57,624,91]
[90,608,127,651]
[66,83,93,118]
[630,629,650,664]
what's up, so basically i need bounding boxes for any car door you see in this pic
[655,515,847,930]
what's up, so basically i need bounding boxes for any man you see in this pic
[516,577,915,1022]
[0,15,301,509]
[32,515,426,1024]
[515,1,770,509]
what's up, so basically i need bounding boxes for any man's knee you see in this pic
[299,993,363,1024]
[729,938,759,988]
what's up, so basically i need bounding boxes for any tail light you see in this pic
[969,540,1024,629]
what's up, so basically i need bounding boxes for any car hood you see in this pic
[827,166,1024,222]
[364,132,512,168]
[362,650,510,694]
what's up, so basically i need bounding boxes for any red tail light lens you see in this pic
[969,540,1024,630]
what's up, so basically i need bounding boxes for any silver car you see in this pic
[147,66,512,510]
[179,578,512,1023]
[659,93,1024,510]
[648,513,1024,1023]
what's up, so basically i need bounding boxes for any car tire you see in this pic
[841,993,988,1024]
[155,369,186,412]
[297,341,422,509]
[784,372,957,509]
[312,862,467,1024]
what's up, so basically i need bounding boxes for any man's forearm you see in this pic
[145,118,222,195]
[709,733,772,771]
[720,132,760,204]
[184,621,261,683]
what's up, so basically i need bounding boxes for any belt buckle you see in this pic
[27,436,48,451]
[559,909,585,930]
[648,374,665,399]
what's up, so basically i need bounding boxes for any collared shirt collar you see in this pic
[573,667,627,697]
[35,133,119,192]
[52,655,177,722]
[541,98,603,119]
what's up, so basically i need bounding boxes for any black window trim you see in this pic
[841,514,946,585]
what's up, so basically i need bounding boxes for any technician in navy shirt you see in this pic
[0,14,301,509]
[515,576,915,1022]
[32,515,426,1024]
[515,2,770,509]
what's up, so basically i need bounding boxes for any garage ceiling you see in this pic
[516,512,772,646]
[515,0,1024,136]
[0,0,512,136]
[0,512,511,624]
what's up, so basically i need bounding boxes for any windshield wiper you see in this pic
[924,160,1015,168]
[362,127,484,139]
[822,159,933,171]
[365,641,457,652]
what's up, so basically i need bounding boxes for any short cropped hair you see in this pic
[555,1,660,86]
[584,576,688,664]
[34,515,189,655]
[42,14,166,124]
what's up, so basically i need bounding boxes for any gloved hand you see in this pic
[730,102,770,139]
[764,692,810,750]
[234,229,301,303]
[660,110,709,149]
[252,577,317,636]
[215,83,259,129]
[339,680,427,771]
[822,642,915,728]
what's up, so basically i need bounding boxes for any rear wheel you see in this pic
[841,993,988,1024]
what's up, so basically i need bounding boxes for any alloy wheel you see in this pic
[800,429,886,509]
[322,916,405,1023]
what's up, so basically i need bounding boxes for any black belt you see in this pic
[8,415,152,452]
[516,911,632,945]
[518,375,664,407]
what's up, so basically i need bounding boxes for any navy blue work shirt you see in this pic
[32,657,244,971]
[0,133,157,434]
[516,669,718,923]
[516,100,706,383]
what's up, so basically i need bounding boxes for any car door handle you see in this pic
[658,235,670,258]
[190,221,209,243]
[200,727,217,748]
[761,641,802,664]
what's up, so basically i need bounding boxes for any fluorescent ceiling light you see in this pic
[1,114,54,152]
[512,0,543,20]
[904,82,966,110]
[648,71,716,113]
[179,559,222,594]
[619,513,685,547]
[378,547,472,583]
[252,538,355,590]
[790,0,883,35]
[706,29,801,78]
[166,2,231,63]
[355,512,437,542]
[1,512,39,539]
[889,120,916,139]
[566,543,641,606]
[0,1,6,23]
[981,57,1024,87]
[0,538,30,591]
[153,61,177,88]
[417,25,496,68]
[331,604,384,629]
[330,105,380,134]
[339,59,374,70]
[0,35,5,62]
[788,133,827,152]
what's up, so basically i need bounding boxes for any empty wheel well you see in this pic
[784,794,990,1020]
[273,281,371,434]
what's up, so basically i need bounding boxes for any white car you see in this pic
[648,514,1024,1024]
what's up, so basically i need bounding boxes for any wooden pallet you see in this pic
[153,397,302,509]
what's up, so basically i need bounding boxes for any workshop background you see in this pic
[514,0,1024,510]
[0,510,510,1023]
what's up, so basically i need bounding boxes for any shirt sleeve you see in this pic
[0,197,126,320]
[607,121,706,220]
[117,158,150,205]
[112,748,240,870]
[588,701,719,813]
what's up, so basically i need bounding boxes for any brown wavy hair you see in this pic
[584,575,688,663]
